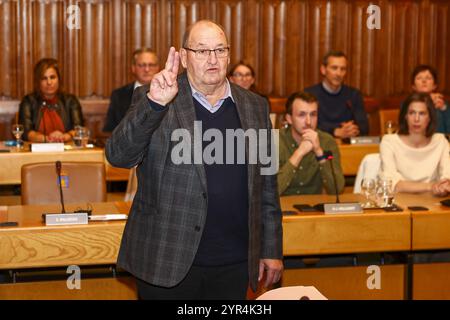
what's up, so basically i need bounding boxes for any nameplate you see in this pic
[44,212,88,226]
[324,203,363,214]
[350,136,380,144]
[31,143,65,152]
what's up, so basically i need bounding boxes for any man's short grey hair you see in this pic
[182,20,229,48]
[132,48,158,65]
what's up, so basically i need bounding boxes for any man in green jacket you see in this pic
[278,91,345,196]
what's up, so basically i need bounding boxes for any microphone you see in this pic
[324,151,340,204]
[346,100,355,121]
[55,161,66,213]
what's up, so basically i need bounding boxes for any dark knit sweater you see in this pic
[192,97,249,266]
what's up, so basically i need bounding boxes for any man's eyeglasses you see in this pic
[232,72,253,78]
[136,63,159,69]
[183,47,230,59]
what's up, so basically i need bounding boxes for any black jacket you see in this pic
[19,92,84,141]
[103,83,135,132]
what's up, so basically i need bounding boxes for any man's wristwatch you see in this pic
[315,150,333,162]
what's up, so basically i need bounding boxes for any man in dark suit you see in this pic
[103,48,159,132]
[106,20,283,299]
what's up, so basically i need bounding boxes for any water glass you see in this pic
[73,126,90,147]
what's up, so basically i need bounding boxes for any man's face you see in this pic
[131,52,159,85]
[180,23,230,91]
[320,56,347,90]
[286,99,318,136]
[412,70,437,94]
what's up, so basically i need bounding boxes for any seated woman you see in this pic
[380,92,450,196]
[19,58,84,142]
[228,61,258,92]
[411,64,450,133]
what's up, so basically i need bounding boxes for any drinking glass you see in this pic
[376,178,395,208]
[73,126,90,147]
[361,178,376,208]
[384,121,397,134]
[11,124,24,150]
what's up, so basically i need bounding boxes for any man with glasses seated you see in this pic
[103,48,160,133]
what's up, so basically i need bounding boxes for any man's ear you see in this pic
[180,48,188,69]
[320,64,326,77]
[285,113,293,125]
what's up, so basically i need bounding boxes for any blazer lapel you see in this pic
[231,85,256,202]
[173,73,208,193]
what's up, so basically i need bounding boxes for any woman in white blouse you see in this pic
[380,92,450,196]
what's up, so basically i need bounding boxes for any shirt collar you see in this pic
[189,79,235,105]
[134,81,144,90]
[322,81,342,94]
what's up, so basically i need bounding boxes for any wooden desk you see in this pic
[337,143,379,176]
[0,202,135,299]
[0,146,130,184]
[281,194,411,256]
[0,202,127,269]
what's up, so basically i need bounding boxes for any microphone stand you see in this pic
[55,161,66,213]
[325,152,340,204]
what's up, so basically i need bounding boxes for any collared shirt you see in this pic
[190,80,235,113]
[134,81,144,90]
[322,80,342,94]
[277,127,345,196]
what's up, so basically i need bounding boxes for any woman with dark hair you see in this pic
[380,92,450,196]
[228,61,257,92]
[19,58,84,142]
[411,64,450,133]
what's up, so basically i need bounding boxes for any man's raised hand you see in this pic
[147,47,180,106]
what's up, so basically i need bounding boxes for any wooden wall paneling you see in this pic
[260,1,275,95]
[243,0,261,92]
[285,1,305,95]
[0,0,16,99]
[432,0,449,92]
[273,1,287,97]
[64,0,80,97]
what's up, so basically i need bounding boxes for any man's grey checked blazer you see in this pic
[106,72,283,291]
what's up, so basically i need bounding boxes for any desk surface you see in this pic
[0,202,127,269]
[280,194,410,255]
[1,193,449,270]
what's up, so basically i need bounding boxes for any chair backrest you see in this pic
[256,286,327,300]
[353,153,381,193]
[21,161,106,205]
[379,109,400,135]
[124,167,138,202]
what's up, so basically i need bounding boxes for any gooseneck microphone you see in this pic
[55,161,66,213]
[324,151,340,204]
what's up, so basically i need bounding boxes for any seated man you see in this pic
[305,50,369,139]
[278,91,345,196]
[103,48,159,132]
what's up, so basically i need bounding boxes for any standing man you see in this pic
[305,50,369,139]
[278,92,345,196]
[103,48,159,132]
[106,20,283,300]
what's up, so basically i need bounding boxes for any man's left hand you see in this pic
[258,259,283,288]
